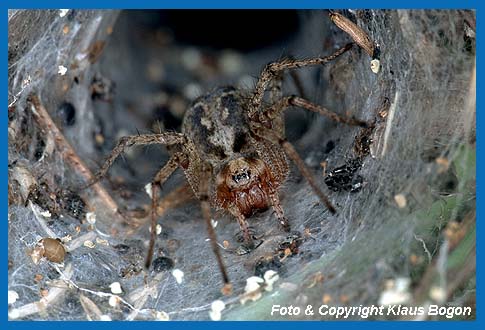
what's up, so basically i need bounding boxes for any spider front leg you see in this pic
[145,152,185,269]
[199,168,232,295]
[269,192,291,231]
[228,206,254,247]
[280,139,336,214]
[266,71,286,136]
[249,43,353,119]
[83,132,185,188]
[229,193,290,251]
[259,92,370,213]
[264,95,370,128]
[82,132,186,268]
[254,96,370,215]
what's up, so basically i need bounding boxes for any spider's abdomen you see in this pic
[182,87,253,167]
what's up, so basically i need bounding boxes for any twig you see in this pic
[51,264,137,311]
[381,91,399,157]
[126,272,164,320]
[29,201,57,238]
[329,11,376,57]
[27,94,124,223]
[79,294,105,321]
[414,234,432,264]
[9,264,73,319]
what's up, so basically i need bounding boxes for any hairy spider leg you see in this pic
[248,42,370,214]
[199,166,232,295]
[82,133,185,189]
[266,96,369,127]
[249,43,354,119]
[146,153,184,269]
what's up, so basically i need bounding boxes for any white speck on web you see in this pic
[209,300,225,321]
[144,183,153,198]
[86,212,96,225]
[58,65,67,76]
[263,270,279,292]
[59,9,69,17]
[8,290,19,304]
[109,282,123,294]
[172,269,184,284]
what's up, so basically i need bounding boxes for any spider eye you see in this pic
[232,170,251,183]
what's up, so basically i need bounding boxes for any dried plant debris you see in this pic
[324,159,364,193]
[324,116,377,193]
[91,74,115,102]
[353,125,375,159]
[277,232,303,258]
[26,181,87,220]
[253,232,304,277]
[329,11,377,58]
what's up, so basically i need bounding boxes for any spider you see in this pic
[85,41,369,294]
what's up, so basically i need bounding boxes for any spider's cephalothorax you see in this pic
[86,42,370,294]
[182,87,289,240]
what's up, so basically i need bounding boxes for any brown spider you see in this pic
[85,42,369,294]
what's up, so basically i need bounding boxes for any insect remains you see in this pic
[83,37,370,294]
